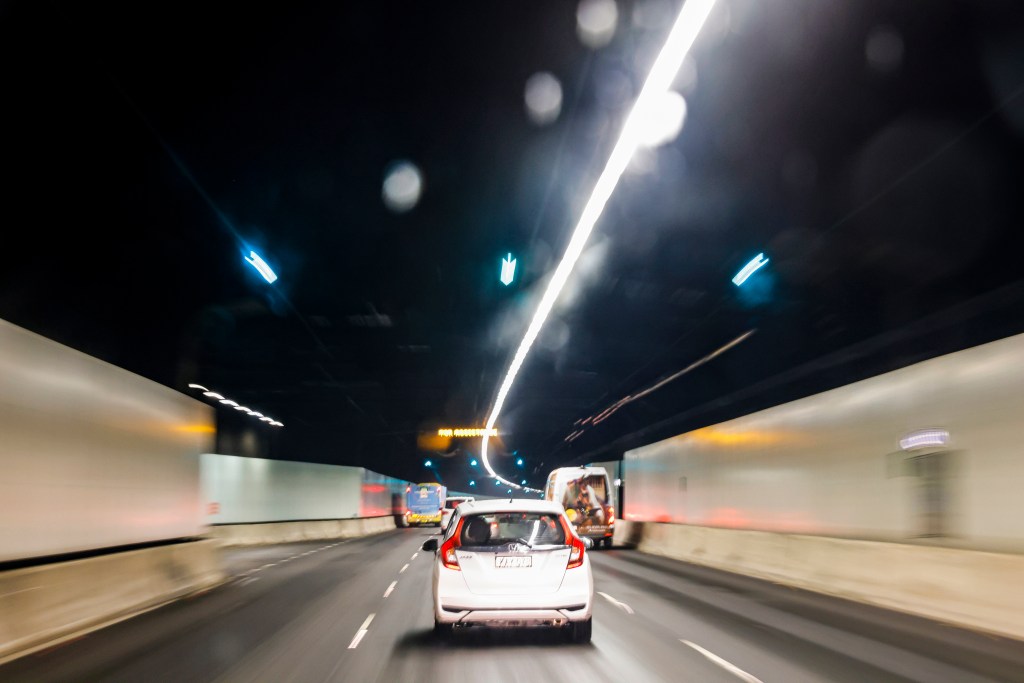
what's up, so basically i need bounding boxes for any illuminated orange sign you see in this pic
[437,428,498,437]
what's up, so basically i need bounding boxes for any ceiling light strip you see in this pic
[480,0,718,491]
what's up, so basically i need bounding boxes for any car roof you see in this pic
[459,498,564,515]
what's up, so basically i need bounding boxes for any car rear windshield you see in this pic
[459,512,566,547]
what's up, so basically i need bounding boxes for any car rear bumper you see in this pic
[438,604,591,627]
[433,565,593,625]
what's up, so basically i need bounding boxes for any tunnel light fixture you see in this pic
[480,0,719,493]
[732,253,769,286]
[900,429,949,451]
[244,250,278,284]
[188,386,282,428]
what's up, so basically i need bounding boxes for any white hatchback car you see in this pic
[421,498,594,642]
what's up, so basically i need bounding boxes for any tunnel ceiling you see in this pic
[2,0,1023,488]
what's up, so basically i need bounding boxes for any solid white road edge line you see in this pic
[383,581,398,598]
[597,591,635,614]
[680,640,764,683]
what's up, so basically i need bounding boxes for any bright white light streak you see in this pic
[220,399,239,406]
[731,253,769,286]
[188,383,208,391]
[244,250,278,284]
[202,392,225,400]
[480,0,719,489]
[680,640,764,683]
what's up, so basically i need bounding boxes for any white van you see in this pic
[544,466,615,548]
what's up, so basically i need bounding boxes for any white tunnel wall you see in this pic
[624,332,1024,551]
[0,319,213,562]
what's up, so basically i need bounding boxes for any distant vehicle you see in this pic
[441,495,475,529]
[544,466,615,548]
[405,482,447,526]
[421,498,594,642]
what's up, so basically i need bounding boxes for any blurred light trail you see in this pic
[566,329,756,442]
[732,253,769,286]
[244,250,278,284]
[900,429,950,451]
[481,0,719,491]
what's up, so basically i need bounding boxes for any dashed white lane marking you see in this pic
[681,640,763,683]
[383,580,398,598]
[597,591,635,614]
[348,613,375,649]
[400,563,409,573]
[411,553,418,560]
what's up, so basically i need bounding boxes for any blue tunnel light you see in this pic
[470,459,478,466]
[732,253,768,286]
[244,250,278,284]
[424,459,432,467]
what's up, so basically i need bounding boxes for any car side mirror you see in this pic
[421,538,438,552]
[581,537,594,550]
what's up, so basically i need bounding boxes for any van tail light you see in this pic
[567,535,585,569]
[440,519,464,571]
[608,507,615,525]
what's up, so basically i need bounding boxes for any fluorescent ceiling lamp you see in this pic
[244,250,278,284]
[233,405,248,411]
[188,383,208,391]
[900,429,949,451]
[480,0,718,492]
[220,399,238,406]
[203,391,225,400]
[732,253,769,286]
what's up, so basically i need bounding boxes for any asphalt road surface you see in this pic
[2,529,1022,683]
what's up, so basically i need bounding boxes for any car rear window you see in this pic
[459,512,566,546]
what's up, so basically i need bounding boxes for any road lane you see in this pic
[2,530,1021,683]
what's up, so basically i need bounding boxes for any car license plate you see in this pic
[495,555,532,568]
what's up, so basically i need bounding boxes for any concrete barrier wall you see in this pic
[0,319,213,563]
[623,332,1024,552]
[0,540,224,664]
[615,520,1024,642]
[207,515,397,546]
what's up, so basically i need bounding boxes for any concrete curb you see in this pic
[614,520,1024,642]
[0,539,224,664]
[205,515,397,546]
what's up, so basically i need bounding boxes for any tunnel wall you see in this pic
[200,453,411,523]
[0,319,213,563]
[622,332,1024,553]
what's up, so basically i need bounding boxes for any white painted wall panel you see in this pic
[0,320,212,562]
[200,454,366,523]
[624,333,1024,551]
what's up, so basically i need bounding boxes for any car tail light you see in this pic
[440,519,464,571]
[558,516,586,569]
[567,535,585,569]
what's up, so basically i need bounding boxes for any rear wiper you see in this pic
[516,537,534,548]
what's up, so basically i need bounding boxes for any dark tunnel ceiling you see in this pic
[2,0,1024,488]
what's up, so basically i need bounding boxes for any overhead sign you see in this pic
[500,253,517,286]
[437,428,498,437]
